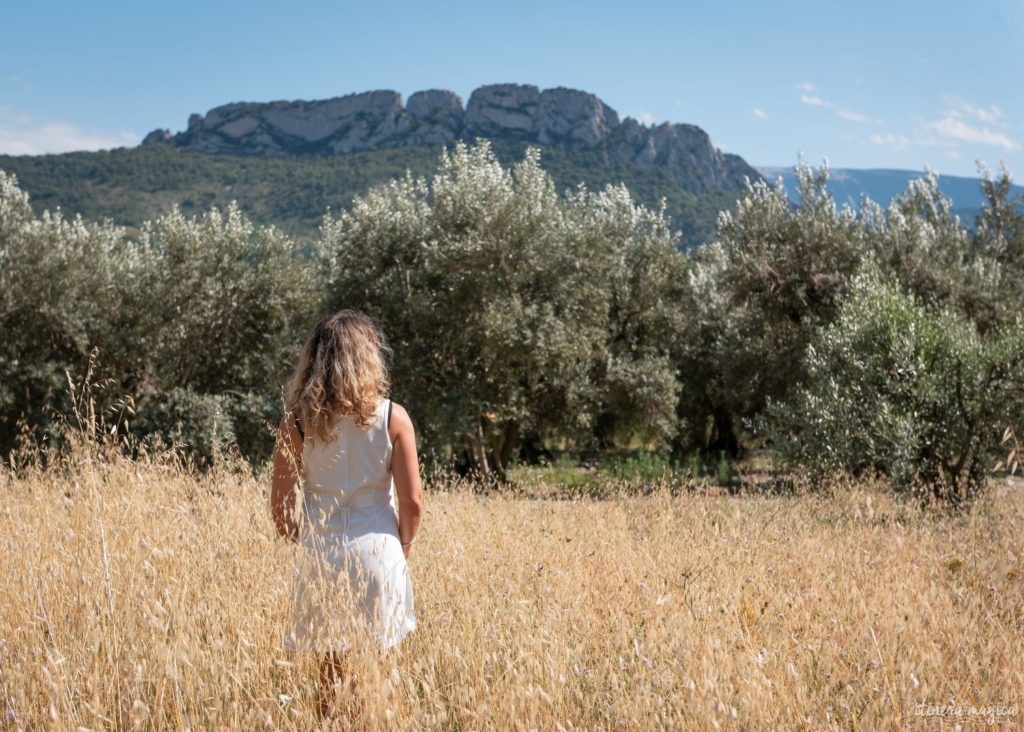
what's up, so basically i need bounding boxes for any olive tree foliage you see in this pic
[767,270,1024,503]
[674,164,864,454]
[0,170,142,454]
[124,204,325,461]
[325,142,600,477]
[324,141,687,477]
[971,165,1024,328]
[565,184,687,450]
[971,166,1024,478]
[0,170,323,464]
[862,173,971,302]
[861,166,1024,334]
[719,161,1024,502]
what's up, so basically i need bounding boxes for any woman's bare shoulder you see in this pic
[389,402,413,430]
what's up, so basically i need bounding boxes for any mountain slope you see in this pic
[0,141,738,247]
[147,84,762,196]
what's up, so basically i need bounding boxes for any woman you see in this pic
[269,310,423,721]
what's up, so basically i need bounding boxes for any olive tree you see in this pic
[325,142,604,478]
[0,170,139,455]
[567,184,688,450]
[674,163,863,454]
[767,270,1024,503]
[0,168,324,464]
[124,203,325,462]
[325,141,690,477]
[971,165,1024,331]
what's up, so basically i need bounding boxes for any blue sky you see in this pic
[1,0,1021,177]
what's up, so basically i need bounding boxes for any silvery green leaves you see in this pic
[766,271,1024,503]
[0,172,323,464]
[324,141,686,478]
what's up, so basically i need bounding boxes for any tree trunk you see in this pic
[706,409,740,457]
[593,410,618,451]
[520,431,555,465]
[468,415,490,478]
[487,419,519,484]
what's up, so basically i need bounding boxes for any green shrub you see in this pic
[767,271,1024,503]
[674,163,864,455]
[714,452,737,487]
[130,387,235,466]
[605,451,674,481]
[0,170,324,464]
[0,170,140,454]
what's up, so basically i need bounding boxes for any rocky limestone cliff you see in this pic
[144,83,761,194]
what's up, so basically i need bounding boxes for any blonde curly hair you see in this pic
[286,310,392,443]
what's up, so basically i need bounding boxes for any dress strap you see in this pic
[387,399,393,430]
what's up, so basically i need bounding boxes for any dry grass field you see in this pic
[2,444,1023,730]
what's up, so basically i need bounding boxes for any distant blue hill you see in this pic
[756,167,1024,220]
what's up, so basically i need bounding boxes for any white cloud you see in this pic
[636,111,656,126]
[836,109,868,123]
[869,133,912,150]
[926,116,1020,151]
[942,96,1005,124]
[856,95,1017,159]
[752,107,767,119]
[796,82,883,126]
[800,94,830,108]
[962,104,1002,123]
[0,110,137,154]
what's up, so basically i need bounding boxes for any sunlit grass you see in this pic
[2,443,1022,729]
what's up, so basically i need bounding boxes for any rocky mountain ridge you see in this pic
[143,84,761,194]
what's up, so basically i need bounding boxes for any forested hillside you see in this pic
[0,140,738,247]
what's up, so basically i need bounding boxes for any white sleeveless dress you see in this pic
[285,399,416,652]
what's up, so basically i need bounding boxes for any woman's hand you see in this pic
[401,537,417,559]
[270,412,303,543]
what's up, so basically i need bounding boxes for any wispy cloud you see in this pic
[926,116,1020,151]
[794,82,892,130]
[961,103,1002,123]
[636,111,656,126]
[800,94,830,108]
[836,109,868,123]
[0,109,138,154]
[869,133,913,150]
[942,95,1005,125]
[796,83,878,125]
[861,94,1018,158]
[752,107,767,119]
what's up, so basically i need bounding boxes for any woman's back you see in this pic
[300,398,396,541]
[289,397,414,650]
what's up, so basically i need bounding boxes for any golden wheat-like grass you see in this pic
[1,447,1022,730]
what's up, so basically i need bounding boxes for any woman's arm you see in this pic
[270,412,303,543]
[389,403,424,558]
